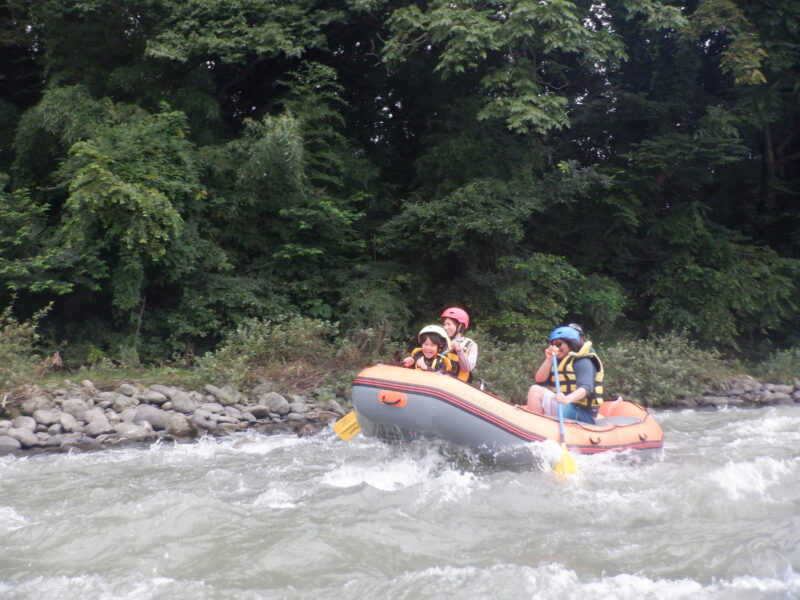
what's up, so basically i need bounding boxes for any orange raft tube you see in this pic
[352,365,663,462]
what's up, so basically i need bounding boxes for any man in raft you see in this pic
[526,325,604,424]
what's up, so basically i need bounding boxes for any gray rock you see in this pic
[95,391,117,403]
[244,405,271,419]
[212,413,238,425]
[765,383,794,394]
[62,397,89,420]
[792,390,800,403]
[200,402,225,414]
[284,412,307,422]
[133,405,171,431]
[60,412,81,433]
[84,416,114,436]
[47,423,63,435]
[0,419,11,429]
[258,392,290,415]
[142,390,168,405]
[288,401,309,414]
[112,394,138,412]
[148,384,176,399]
[13,416,37,431]
[9,427,39,448]
[192,408,216,431]
[80,379,98,396]
[119,383,138,396]
[326,399,346,416]
[171,391,196,415]
[58,432,84,448]
[166,414,197,438]
[33,409,61,426]
[251,381,275,395]
[0,435,21,452]
[119,407,137,423]
[205,384,241,406]
[114,422,153,441]
[20,395,53,415]
[763,392,793,405]
[224,406,242,419]
[43,433,65,447]
[84,407,107,422]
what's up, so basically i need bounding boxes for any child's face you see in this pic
[442,318,458,338]
[421,337,439,359]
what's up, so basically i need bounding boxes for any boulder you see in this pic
[114,422,153,441]
[199,402,225,414]
[288,401,309,414]
[8,427,39,448]
[192,408,216,431]
[166,414,197,439]
[170,391,196,415]
[258,392,290,415]
[119,383,139,397]
[20,395,53,416]
[13,416,37,431]
[205,384,241,407]
[142,390,168,405]
[112,394,138,412]
[0,435,22,452]
[80,379,98,396]
[61,397,89,420]
[326,399,347,417]
[133,405,171,431]
[33,409,61,426]
[148,384,176,399]
[60,412,81,433]
[84,415,114,436]
[244,405,271,419]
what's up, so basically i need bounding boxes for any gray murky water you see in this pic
[1,405,798,599]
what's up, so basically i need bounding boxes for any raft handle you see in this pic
[379,390,407,407]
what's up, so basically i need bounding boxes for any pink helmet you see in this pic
[441,307,470,330]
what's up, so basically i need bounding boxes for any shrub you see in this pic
[751,348,800,385]
[469,331,538,404]
[0,303,48,394]
[601,332,733,406]
[194,314,402,393]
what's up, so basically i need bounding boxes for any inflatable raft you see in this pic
[352,365,663,464]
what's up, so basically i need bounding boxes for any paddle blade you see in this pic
[554,443,577,478]
[333,411,361,441]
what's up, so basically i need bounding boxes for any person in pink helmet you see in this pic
[440,307,478,383]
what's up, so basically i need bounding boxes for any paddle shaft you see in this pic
[552,354,567,444]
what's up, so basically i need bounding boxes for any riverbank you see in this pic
[1,374,799,456]
[0,379,349,456]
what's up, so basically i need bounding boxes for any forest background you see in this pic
[1,0,798,404]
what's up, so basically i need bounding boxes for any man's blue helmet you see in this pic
[549,326,581,342]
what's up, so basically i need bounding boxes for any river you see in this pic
[1,405,798,599]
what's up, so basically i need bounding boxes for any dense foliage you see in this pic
[1,0,798,370]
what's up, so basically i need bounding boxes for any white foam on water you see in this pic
[252,483,299,509]
[338,561,800,600]
[321,451,442,491]
[708,456,791,501]
[0,505,27,532]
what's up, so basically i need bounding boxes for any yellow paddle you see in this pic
[333,410,361,440]
[552,354,577,477]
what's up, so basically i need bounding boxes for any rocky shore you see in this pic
[1,375,798,456]
[0,379,349,456]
